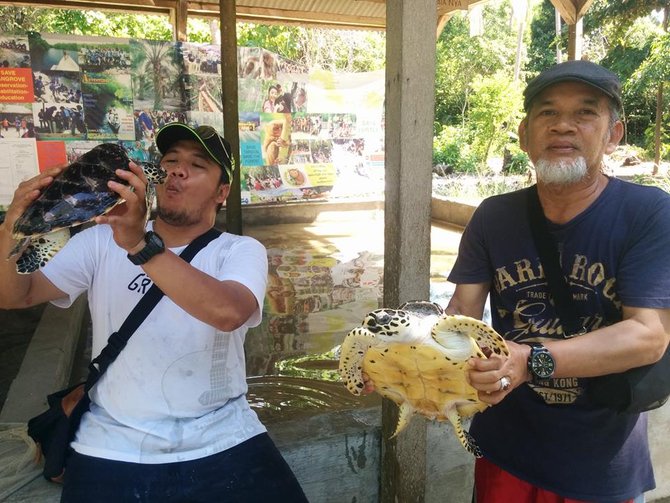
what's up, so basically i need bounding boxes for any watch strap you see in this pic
[128,231,163,265]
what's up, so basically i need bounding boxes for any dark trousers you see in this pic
[61,433,309,502]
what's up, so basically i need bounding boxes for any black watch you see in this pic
[127,231,165,265]
[527,343,555,383]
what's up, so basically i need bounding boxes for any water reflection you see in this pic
[245,223,385,422]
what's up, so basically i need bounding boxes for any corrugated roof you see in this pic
[16,0,491,30]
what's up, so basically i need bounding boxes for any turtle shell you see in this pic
[338,303,509,456]
[13,143,142,239]
[9,143,165,274]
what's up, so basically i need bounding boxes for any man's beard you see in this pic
[156,205,199,226]
[534,157,588,185]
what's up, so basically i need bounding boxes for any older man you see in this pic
[447,60,670,502]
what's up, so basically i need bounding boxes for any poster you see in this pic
[0,32,385,210]
[0,138,39,206]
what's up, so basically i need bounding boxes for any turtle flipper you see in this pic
[15,228,70,274]
[8,237,30,259]
[438,315,509,358]
[338,327,378,396]
[144,183,156,225]
[391,402,415,438]
[446,406,482,457]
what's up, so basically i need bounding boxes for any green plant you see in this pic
[631,173,670,193]
[502,142,531,175]
[466,72,524,173]
[433,125,478,174]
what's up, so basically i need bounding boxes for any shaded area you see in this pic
[0,305,46,410]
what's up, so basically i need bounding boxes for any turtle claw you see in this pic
[391,402,414,438]
[16,228,70,274]
[463,430,483,458]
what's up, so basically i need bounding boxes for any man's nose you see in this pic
[166,163,187,178]
[549,113,578,132]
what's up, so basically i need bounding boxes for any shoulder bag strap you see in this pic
[526,186,585,338]
[85,227,222,390]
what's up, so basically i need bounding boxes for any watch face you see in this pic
[531,351,555,379]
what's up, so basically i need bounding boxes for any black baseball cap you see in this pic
[155,122,234,183]
[523,60,622,112]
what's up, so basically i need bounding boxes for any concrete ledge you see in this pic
[218,198,384,227]
[0,297,87,423]
[431,196,478,228]
[217,197,475,228]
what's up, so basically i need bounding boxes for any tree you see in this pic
[434,2,520,132]
[236,23,385,72]
[589,0,670,168]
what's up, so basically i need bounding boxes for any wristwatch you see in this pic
[127,231,165,265]
[527,343,555,383]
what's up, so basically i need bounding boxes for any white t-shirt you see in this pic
[41,223,268,463]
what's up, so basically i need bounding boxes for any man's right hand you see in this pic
[1,166,63,237]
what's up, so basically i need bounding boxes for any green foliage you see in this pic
[434,3,519,131]
[466,72,524,171]
[527,0,564,75]
[237,23,385,72]
[502,142,531,175]
[585,0,669,151]
[631,172,670,193]
[644,118,670,160]
[433,173,531,200]
[0,6,173,40]
[433,126,478,174]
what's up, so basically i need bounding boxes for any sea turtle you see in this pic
[338,301,509,456]
[8,143,166,274]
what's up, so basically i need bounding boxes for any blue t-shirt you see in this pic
[448,177,670,501]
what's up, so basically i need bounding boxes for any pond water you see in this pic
[0,213,464,423]
[244,214,463,422]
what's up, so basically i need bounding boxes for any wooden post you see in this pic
[550,0,593,61]
[219,0,242,235]
[382,0,436,500]
[175,0,188,42]
[567,17,582,60]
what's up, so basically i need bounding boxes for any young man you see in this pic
[0,123,307,502]
[447,60,670,502]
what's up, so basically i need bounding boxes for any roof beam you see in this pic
[550,0,594,25]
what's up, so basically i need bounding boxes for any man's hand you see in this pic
[94,162,148,253]
[467,340,531,405]
[1,166,63,238]
[361,372,376,395]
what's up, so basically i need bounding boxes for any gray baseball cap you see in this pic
[523,60,622,112]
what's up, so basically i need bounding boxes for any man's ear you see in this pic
[604,120,624,155]
[216,183,231,204]
[518,119,529,153]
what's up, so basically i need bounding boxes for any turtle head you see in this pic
[138,161,167,185]
[361,308,412,340]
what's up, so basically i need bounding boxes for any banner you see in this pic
[0,32,385,208]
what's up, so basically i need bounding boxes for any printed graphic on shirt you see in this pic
[493,253,620,405]
[127,273,153,294]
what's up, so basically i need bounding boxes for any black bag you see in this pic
[27,383,90,483]
[26,228,221,482]
[587,346,670,413]
[526,186,670,414]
